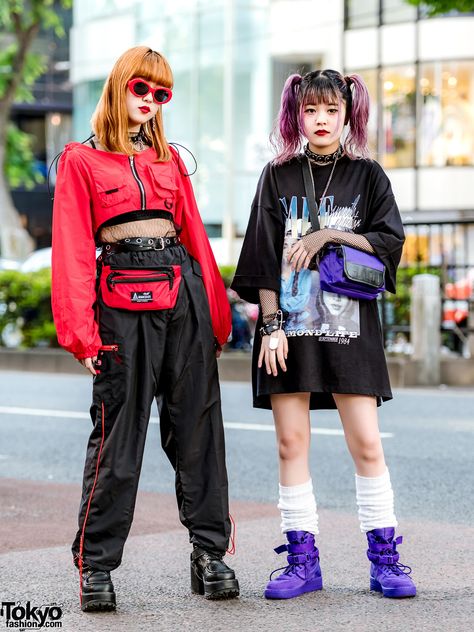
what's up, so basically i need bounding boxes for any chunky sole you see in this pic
[81,592,117,612]
[191,564,240,599]
[370,577,416,598]
[264,575,323,600]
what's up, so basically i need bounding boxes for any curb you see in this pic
[0,348,473,385]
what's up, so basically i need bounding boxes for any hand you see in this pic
[288,230,332,271]
[258,330,288,376]
[287,240,312,272]
[79,356,98,376]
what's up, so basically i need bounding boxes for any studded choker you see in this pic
[304,144,344,164]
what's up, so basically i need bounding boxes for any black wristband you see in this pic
[259,309,286,337]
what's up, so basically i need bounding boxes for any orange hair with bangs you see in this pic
[91,46,174,161]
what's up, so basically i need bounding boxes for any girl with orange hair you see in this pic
[51,46,239,611]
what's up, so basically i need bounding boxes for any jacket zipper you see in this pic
[129,155,146,210]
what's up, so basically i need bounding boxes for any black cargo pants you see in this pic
[72,245,231,571]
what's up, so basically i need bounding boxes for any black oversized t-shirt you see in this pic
[231,154,405,410]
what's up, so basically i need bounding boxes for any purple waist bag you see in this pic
[319,245,386,300]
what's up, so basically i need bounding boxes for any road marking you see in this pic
[0,405,395,438]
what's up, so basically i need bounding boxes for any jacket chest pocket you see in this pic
[147,163,179,210]
[95,181,131,207]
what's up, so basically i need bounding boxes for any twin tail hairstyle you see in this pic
[270,69,371,165]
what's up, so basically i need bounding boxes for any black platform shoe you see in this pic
[190,547,240,599]
[81,567,116,612]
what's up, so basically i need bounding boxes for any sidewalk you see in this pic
[1,480,472,632]
[1,347,474,386]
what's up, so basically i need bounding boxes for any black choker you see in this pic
[128,129,151,151]
[304,144,344,164]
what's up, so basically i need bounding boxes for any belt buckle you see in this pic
[154,237,165,251]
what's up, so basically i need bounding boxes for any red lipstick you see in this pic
[139,106,150,113]
[315,130,329,136]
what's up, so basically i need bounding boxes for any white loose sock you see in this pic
[277,479,319,535]
[355,467,398,533]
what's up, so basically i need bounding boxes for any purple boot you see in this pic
[264,530,323,599]
[367,527,416,598]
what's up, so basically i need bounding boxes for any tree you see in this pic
[405,0,474,15]
[0,0,72,259]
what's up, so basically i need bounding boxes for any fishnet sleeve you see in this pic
[259,288,280,323]
[301,228,375,258]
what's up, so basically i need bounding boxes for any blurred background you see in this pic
[1,0,474,379]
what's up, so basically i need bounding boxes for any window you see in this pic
[346,0,379,29]
[381,66,416,168]
[419,61,474,167]
[382,0,416,24]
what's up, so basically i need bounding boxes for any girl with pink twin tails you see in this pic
[231,69,416,600]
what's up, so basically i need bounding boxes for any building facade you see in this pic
[70,0,474,264]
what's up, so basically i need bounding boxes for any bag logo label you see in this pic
[131,291,153,303]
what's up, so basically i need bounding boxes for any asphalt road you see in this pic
[1,370,473,631]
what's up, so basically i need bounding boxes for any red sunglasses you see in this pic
[127,78,172,105]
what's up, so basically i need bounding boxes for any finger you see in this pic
[269,349,278,376]
[258,341,265,368]
[84,358,97,376]
[301,254,312,269]
[277,345,287,372]
[293,248,306,272]
[287,243,301,263]
[284,336,289,359]
[289,246,300,269]
[265,349,272,375]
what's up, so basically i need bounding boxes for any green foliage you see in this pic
[0,267,57,347]
[386,265,441,327]
[0,45,47,102]
[0,1,72,189]
[405,0,474,15]
[0,0,72,37]
[5,122,44,188]
[218,265,236,288]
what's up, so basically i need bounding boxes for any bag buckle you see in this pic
[153,237,165,251]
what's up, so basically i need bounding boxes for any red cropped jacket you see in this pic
[51,142,231,359]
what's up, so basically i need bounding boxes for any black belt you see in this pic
[101,236,181,254]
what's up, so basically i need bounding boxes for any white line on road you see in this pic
[0,406,394,438]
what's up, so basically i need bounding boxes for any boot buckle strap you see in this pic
[274,544,288,555]
[367,551,400,565]
[287,553,309,564]
[288,542,314,553]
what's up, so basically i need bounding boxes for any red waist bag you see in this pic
[99,264,182,310]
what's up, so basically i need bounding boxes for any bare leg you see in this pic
[333,393,386,477]
[271,392,311,486]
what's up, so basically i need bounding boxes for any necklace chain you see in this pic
[307,153,339,227]
[304,143,343,164]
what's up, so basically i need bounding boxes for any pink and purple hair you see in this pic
[270,69,370,165]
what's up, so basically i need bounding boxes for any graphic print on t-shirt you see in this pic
[279,195,361,342]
